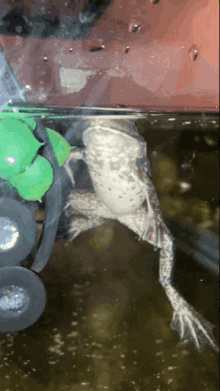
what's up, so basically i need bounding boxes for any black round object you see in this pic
[0,198,37,268]
[3,11,29,36]
[0,266,46,332]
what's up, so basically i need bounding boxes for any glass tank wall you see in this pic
[0,112,218,391]
[0,0,219,390]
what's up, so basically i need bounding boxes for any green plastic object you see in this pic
[9,155,54,201]
[0,119,43,179]
[46,127,71,167]
[22,118,37,130]
[0,118,72,201]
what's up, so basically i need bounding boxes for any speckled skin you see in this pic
[66,119,218,353]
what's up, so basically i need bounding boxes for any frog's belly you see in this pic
[89,169,145,215]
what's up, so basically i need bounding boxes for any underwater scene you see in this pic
[0,115,218,391]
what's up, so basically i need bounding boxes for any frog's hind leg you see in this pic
[118,206,219,353]
[68,189,117,240]
[159,230,219,353]
[69,215,105,241]
[117,203,163,249]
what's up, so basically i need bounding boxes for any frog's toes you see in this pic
[170,305,219,353]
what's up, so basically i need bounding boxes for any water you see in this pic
[0,120,218,390]
[0,219,218,390]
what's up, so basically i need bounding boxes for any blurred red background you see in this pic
[0,0,218,111]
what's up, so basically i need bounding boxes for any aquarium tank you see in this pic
[0,1,219,390]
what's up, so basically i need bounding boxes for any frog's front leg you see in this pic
[63,146,86,185]
[160,230,219,353]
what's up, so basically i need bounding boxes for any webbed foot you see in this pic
[170,300,219,353]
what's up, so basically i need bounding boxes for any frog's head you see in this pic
[83,118,146,164]
[83,118,146,157]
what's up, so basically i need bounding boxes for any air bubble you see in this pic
[90,45,105,52]
[188,45,199,62]
[129,22,140,33]
[132,25,140,33]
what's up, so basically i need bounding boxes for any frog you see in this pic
[65,118,219,353]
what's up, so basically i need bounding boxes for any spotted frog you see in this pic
[65,118,219,353]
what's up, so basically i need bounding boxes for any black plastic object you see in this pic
[0,266,46,332]
[0,198,37,268]
[30,119,62,274]
[2,10,29,36]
